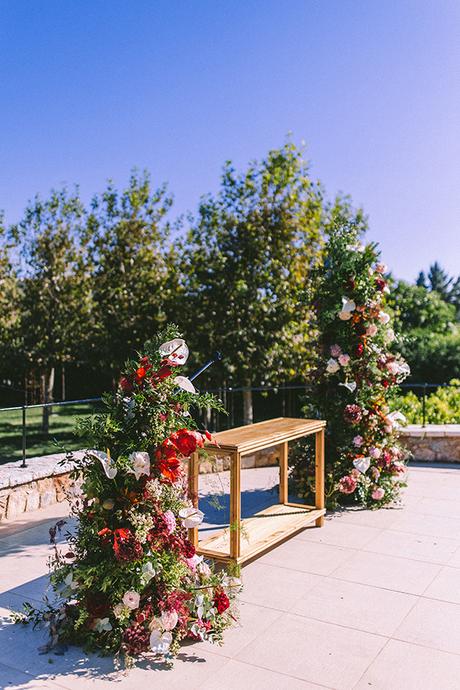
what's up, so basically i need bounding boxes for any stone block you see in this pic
[25,489,40,512]
[5,487,28,519]
[55,475,71,502]
[0,488,9,521]
[40,489,57,508]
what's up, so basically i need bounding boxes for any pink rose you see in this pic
[371,487,385,501]
[366,324,378,337]
[330,344,342,358]
[338,353,350,367]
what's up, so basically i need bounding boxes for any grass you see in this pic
[0,402,103,465]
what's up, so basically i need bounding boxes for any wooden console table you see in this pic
[187,417,326,566]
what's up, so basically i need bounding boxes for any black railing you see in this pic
[0,382,458,467]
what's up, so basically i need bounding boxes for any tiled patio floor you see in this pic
[1,463,459,690]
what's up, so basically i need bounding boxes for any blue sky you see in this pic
[0,0,459,280]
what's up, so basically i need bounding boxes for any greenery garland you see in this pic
[14,325,239,663]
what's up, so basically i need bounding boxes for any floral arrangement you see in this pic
[16,326,239,662]
[302,223,410,508]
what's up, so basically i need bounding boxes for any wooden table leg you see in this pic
[230,450,241,560]
[315,428,325,527]
[188,451,199,548]
[279,441,288,504]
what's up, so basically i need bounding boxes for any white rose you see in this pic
[122,590,140,610]
[326,358,340,374]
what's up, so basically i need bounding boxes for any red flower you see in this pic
[158,455,182,483]
[343,404,363,425]
[213,588,230,614]
[113,527,143,561]
[375,278,386,292]
[169,428,205,457]
[356,342,364,357]
[119,376,133,393]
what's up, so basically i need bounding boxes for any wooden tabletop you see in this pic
[210,417,326,454]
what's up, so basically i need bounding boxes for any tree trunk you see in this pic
[243,384,253,425]
[41,367,55,434]
[61,364,66,401]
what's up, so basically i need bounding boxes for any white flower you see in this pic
[160,610,178,631]
[94,617,112,632]
[326,358,340,374]
[179,506,204,528]
[385,411,406,427]
[338,381,357,393]
[175,376,196,394]
[384,328,395,343]
[87,449,117,479]
[378,311,390,324]
[338,297,356,321]
[353,457,371,474]
[149,629,173,655]
[128,451,150,480]
[122,590,140,610]
[223,575,243,592]
[197,560,212,578]
[141,561,156,584]
[159,338,189,365]
[386,361,400,375]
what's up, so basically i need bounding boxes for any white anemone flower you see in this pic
[87,450,117,479]
[353,457,371,474]
[175,376,197,394]
[179,506,204,528]
[128,451,150,480]
[159,338,189,365]
[149,629,173,655]
[326,358,340,374]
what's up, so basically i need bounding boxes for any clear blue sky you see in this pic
[1,0,459,280]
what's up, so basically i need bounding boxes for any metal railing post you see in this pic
[422,383,427,428]
[21,405,27,468]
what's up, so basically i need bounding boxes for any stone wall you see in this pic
[400,425,460,462]
[0,446,280,522]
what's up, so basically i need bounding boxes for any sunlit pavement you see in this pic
[1,463,460,690]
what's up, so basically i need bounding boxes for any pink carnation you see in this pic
[338,475,357,494]
[330,344,342,357]
[163,510,176,534]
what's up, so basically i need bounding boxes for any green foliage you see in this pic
[389,281,456,332]
[86,171,174,375]
[395,380,460,424]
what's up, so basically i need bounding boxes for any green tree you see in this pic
[12,189,90,430]
[427,261,452,299]
[389,280,456,332]
[86,171,174,382]
[178,143,329,423]
[0,217,20,383]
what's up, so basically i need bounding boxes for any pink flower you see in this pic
[160,610,179,631]
[338,475,357,494]
[163,510,176,534]
[369,446,381,459]
[353,435,364,447]
[366,324,378,337]
[123,590,140,610]
[330,344,342,357]
[371,487,385,501]
[338,353,350,367]
[375,263,387,274]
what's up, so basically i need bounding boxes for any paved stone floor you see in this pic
[0,463,459,690]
